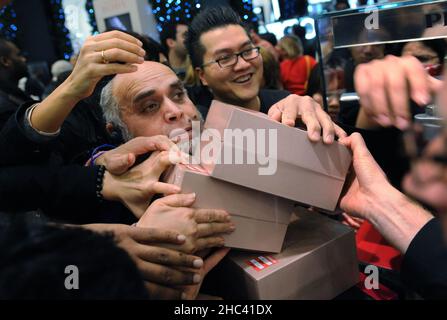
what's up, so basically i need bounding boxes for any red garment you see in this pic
[280,55,316,95]
[356,221,403,271]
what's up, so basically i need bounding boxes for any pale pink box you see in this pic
[199,100,352,211]
[214,211,359,300]
[163,164,295,253]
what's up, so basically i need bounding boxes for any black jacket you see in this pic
[0,82,33,128]
[187,86,290,118]
[0,103,134,224]
[401,218,447,299]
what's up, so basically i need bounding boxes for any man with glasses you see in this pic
[0,38,31,126]
[185,6,346,144]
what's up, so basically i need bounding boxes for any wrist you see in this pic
[53,78,82,104]
[61,74,89,102]
[101,170,120,202]
[364,185,403,221]
[365,186,434,253]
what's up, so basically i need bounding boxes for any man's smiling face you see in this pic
[198,24,263,107]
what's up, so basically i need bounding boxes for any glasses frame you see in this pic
[201,46,261,69]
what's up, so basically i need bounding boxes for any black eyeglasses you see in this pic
[201,47,260,69]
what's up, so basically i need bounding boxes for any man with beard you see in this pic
[0,38,31,126]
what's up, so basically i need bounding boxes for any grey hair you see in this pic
[100,80,133,142]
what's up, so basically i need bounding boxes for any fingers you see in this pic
[196,222,235,238]
[429,76,444,95]
[146,151,179,177]
[147,135,180,154]
[369,60,395,125]
[137,262,201,286]
[339,133,371,158]
[118,136,177,156]
[355,55,437,130]
[151,181,181,195]
[315,107,335,144]
[91,62,139,76]
[103,136,178,175]
[193,209,230,223]
[385,62,411,128]
[299,97,322,142]
[135,244,204,269]
[354,64,375,120]
[268,95,342,144]
[334,123,348,140]
[97,47,144,65]
[342,213,363,229]
[193,236,226,252]
[144,282,184,300]
[92,38,145,58]
[104,153,133,175]
[128,227,187,244]
[277,100,298,127]
[267,103,283,123]
[90,30,143,47]
[404,55,431,106]
[157,193,196,208]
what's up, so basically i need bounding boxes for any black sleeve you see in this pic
[0,165,101,221]
[401,218,447,299]
[0,102,56,166]
[258,89,291,114]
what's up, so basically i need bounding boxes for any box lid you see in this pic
[203,100,352,180]
[163,164,294,225]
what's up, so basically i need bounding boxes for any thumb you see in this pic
[105,153,133,175]
[148,151,180,178]
[268,103,283,122]
[344,133,373,160]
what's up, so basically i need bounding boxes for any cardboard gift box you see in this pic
[163,164,295,253]
[213,210,359,300]
[199,100,352,211]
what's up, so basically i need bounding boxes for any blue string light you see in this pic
[47,0,73,60]
[85,0,99,34]
[149,0,201,31]
[0,4,18,40]
[149,0,256,31]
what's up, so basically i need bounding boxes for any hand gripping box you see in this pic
[214,211,359,300]
[163,164,295,253]
[199,100,352,211]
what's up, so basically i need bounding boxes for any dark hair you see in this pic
[159,21,187,54]
[0,214,149,299]
[185,6,249,68]
[259,33,277,47]
[260,47,281,90]
[398,39,446,66]
[421,39,446,66]
[0,37,12,59]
